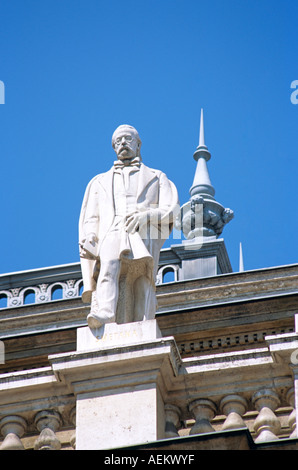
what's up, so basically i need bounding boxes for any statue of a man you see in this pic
[79,124,179,329]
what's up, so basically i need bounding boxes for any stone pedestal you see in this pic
[171,237,232,280]
[49,320,181,450]
[76,319,162,351]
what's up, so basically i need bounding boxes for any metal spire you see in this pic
[178,108,234,241]
[199,108,206,148]
[239,242,244,272]
[190,109,215,199]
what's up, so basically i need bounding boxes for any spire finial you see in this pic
[190,109,214,198]
[174,109,235,278]
[180,108,234,239]
[199,108,206,148]
[239,242,244,272]
[193,109,210,162]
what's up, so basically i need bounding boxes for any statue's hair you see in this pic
[111,124,142,148]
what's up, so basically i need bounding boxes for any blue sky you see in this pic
[0,0,297,275]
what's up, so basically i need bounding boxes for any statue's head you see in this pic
[112,124,142,161]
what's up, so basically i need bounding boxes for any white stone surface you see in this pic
[76,319,162,351]
[76,385,165,450]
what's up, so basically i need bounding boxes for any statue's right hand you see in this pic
[86,233,98,244]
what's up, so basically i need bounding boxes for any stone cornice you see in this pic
[0,331,296,417]
[0,263,297,341]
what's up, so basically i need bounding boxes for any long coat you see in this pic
[79,163,179,303]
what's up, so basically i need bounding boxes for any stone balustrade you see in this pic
[34,410,63,450]
[0,415,27,450]
[0,388,295,450]
[0,264,182,310]
[0,279,84,309]
[0,409,75,450]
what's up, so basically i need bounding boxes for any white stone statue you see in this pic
[79,124,179,329]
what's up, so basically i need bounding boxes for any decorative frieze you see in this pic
[0,280,83,309]
[178,326,295,357]
[0,264,182,309]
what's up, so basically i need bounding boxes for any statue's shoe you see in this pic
[87,312,116,330]
[87,313,103,329]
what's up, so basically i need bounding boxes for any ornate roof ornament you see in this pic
[177,109,234,240]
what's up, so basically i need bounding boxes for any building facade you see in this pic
[0,113,298,450]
